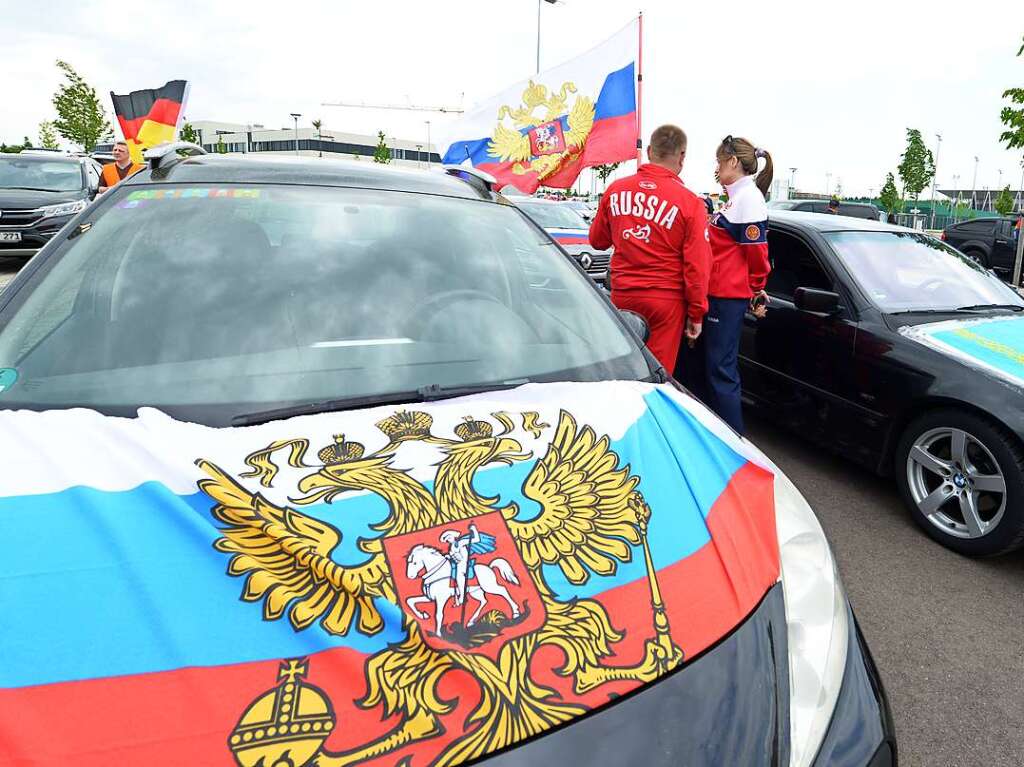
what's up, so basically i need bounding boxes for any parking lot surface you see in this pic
[747,414,1024,767]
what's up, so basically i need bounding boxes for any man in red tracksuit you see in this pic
[589,125,711,372]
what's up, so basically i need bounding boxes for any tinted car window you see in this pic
[766,229,833,299]
[955,220,995,233]
[825,231,1024,312]
[0,184,649,424]
[838,204,878,220]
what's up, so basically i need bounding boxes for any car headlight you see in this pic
[39,199,87,219]
[775,470,849,767]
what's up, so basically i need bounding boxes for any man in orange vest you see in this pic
[98,141,144,193]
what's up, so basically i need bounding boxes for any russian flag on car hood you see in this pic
[437,20,638,194]
[0,381,779,766]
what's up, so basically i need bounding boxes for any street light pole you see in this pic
[825,172,832,196]
[536,0,559,74]
[425,120,431,165]
[289,113,301,155]
[789,167,797,196]
[930,133,941,229]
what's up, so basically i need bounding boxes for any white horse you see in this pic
[405,544,521,636]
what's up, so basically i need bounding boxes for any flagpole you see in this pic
[636,11,644,167]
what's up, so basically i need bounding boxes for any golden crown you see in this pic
[317,434,365,466]
[376,410,433,442]
[229,658,335,767]
[454,416,494,442]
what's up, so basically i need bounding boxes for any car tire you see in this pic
[896,409,1024,556]
[962,248,988,268]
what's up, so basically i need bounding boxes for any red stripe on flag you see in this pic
[114,98,183,141]
[0,464,777,766]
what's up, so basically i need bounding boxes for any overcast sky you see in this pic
[3,0,1022,196]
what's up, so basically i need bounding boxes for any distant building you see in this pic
[938,189,1022,214]
[188,121,440,167]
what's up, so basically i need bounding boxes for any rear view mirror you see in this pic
[618,309,650,343]
[794,287,840,314]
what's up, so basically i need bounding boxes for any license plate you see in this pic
[0,232,22,243]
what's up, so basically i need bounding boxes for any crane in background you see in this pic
[321,97,465,165]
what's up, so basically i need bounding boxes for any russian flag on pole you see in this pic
[437,19,639,193]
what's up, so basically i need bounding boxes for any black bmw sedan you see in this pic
[0,148,893,766]
[743,211,1024,557]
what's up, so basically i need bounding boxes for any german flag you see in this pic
[110,80,189,163]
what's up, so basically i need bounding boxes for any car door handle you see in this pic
[995,239,1009,245]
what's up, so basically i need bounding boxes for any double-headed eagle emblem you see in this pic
[196,407,682,767]
[487,80,595,180]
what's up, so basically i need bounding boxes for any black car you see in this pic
[941,216,1020,276]
[743,210,1024,556]
[770,199,881,221]
[0,146,893,767]
[0,151,101,258]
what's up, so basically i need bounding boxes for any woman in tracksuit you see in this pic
[698,135,773,434]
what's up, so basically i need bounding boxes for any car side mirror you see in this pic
[618,309,650,343]
[794,287,840,314]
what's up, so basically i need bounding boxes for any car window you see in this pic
[765,229,833,300]
[997,220,1014,238]
[517,202,588,229]
[825,231,1023,312]
[0,184,649,424]
[956,220,994,234]
[767,200,799,210]
[838,204,875,220]
[0,157,84,193]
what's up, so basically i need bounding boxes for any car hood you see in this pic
[0,381,780,765]
[0,187,85,209]
[899,315,1024,389]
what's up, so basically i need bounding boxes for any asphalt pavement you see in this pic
[747,414,1024,767]
[0,254,1020,765]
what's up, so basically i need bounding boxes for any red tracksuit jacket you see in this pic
[708,174,770,298]
[589,164,711,323]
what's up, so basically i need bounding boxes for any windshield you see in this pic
[824,231,1024,313]
[0,157,84,193]
[517,202,588,229]
[0,183,649,424]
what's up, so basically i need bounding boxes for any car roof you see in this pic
[769,209,913,233]
[1,152,84,164]
[122,154,493,200]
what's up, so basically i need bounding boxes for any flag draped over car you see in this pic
[110,79,189,163]
[0,382,779,766]
[437,19,640,193]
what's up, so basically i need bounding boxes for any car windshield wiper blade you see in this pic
[2,186,63,192]
[888,307,985,315]
[231,381,529,427]
[954,303,1024,312]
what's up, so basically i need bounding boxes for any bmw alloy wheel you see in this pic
[906,427,1007,539]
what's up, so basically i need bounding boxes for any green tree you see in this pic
[311,119,323,157]
[593,163,620,189]
[51,60,112,152]
[878,172,902,215]
[995,185,1015,216]
[215,135,227,154]
[178,121,199,144]
[38,121,60,150]
[373,131,391,164]
[999,36,1024,154]
[897,128,936,204]
[954,198,975,220]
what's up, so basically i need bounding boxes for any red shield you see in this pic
[382,511,546,656]
[528,120,567,157]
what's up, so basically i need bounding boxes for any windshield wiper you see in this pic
[954,303,1024,312]
[2,186,63,192]
[231,381,530,427]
